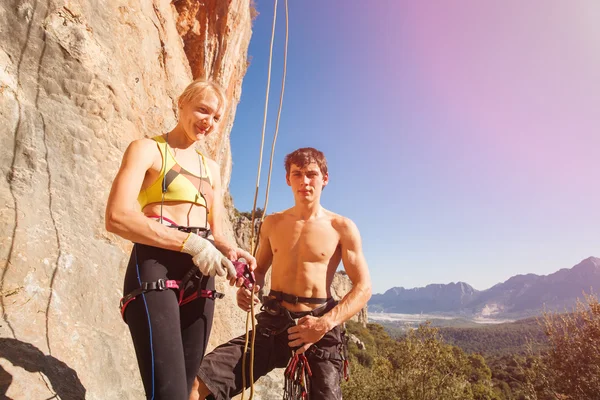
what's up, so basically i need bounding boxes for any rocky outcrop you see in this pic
[0,1,252,399]
[231,211,260,253]
[172,0,252,188]
[348,333,366,350]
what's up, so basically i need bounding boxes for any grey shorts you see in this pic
[197,299,348,400]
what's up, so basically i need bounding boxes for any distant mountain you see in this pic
[369,282,479,314]
[370,257,600,318]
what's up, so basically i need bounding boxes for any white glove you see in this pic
[181,234,236,278]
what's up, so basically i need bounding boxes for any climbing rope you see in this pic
[241,0,289,399]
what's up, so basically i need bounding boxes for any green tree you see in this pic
[525,293,600,400]
[343,322,498,400]
[468,354,501,400]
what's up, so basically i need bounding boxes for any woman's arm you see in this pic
[105,139,189,250]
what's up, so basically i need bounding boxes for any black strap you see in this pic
[211,291,225,299]
[180,266,202,289]
[308,328,349,361]
[178,267,207,304]
[121,267,212,309]
[308,345,345,361]
[171,225,211,238]
[119,279,171,309]
[268,290,329,305]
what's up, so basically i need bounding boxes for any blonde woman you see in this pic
[106,79,255,400]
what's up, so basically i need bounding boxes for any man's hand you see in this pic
[181,234,236,278]
[287,315,333,354]
[236,285,261,312]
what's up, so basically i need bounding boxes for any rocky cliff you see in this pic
[0,1,252,399]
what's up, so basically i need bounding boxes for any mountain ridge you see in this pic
[370,257,600,318]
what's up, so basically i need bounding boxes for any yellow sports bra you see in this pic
[138,136,213,210]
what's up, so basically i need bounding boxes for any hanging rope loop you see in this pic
[241,1,289,399]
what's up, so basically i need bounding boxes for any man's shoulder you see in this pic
[263,210,287,221]
[322,209,358,237]
[323,209,353,227]
[261,210,288,231]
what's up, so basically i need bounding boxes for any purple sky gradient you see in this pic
[229,1,600,294]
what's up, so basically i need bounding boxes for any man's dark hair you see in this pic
[284,147,328,176]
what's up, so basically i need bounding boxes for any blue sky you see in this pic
[228,1,600,294]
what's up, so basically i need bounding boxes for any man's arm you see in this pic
[322,217,372,328]
[252,215,275,286]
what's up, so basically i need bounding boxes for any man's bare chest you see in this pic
[270,220,340,263]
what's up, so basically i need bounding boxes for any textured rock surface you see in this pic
[0,0,252,399]
[231,212,260,254]
[348,333,366,350]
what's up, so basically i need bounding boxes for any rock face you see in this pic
[0,1,252,399]
[231,212,260,254]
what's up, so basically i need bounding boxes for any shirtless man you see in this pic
[192,147,372,400]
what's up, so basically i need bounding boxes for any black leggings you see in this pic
[123,244,215,400]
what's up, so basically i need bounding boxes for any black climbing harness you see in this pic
[258,297,351,400]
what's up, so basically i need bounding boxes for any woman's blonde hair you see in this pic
[178,79,227,114]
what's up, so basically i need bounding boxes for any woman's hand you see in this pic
[213,240,257,285]
[181,234,235,278]
[214,241,238,262]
